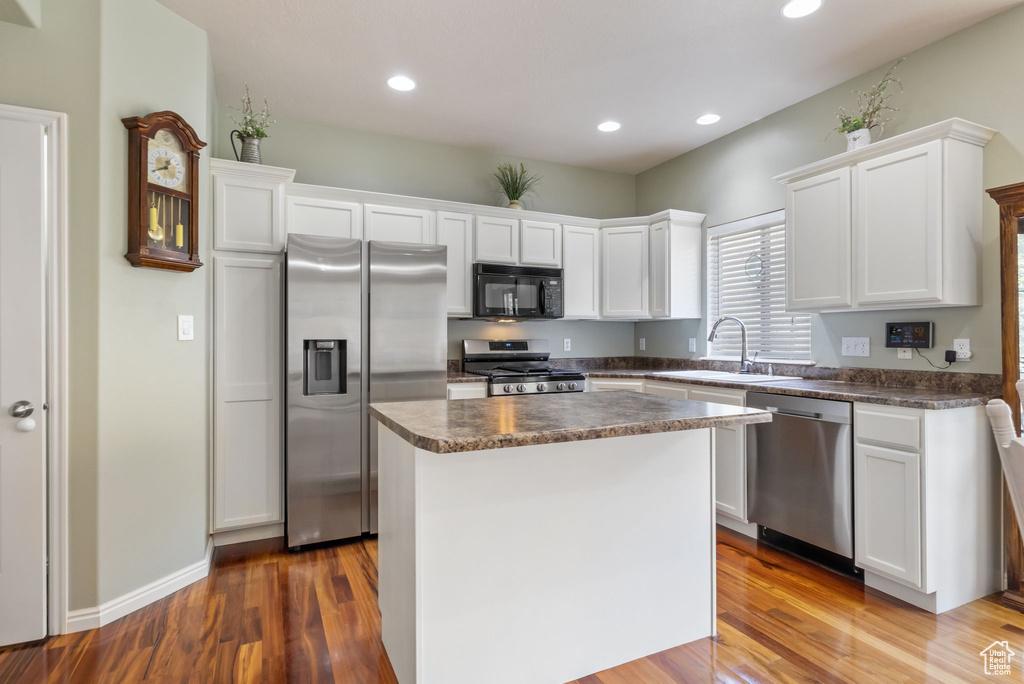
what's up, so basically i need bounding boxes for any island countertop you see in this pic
[369,390,771,454]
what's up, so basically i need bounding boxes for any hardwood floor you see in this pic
[3,527,1023,683]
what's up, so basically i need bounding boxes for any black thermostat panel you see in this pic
[885,322,934,348]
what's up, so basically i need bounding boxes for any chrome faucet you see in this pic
[707,316,757,373]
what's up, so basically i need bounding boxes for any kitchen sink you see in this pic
[652,370,798,384]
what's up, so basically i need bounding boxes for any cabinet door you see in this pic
[213,168,289,252]
[854,140,943,306]
[447,384,488,400]
[562,225,600,319]
[475,216,519,264]
[643,381,689,399]
[601,226,649,319]
[689,387,747,521]
[364,204,434,243]
[588,378,643,392]
[786,168,852,310]
[854,443,922,587]
[213,256,282,531]
[437,211,474,317]
[287,195,363,239]
[520,220,562,267]
[649,220,669,318]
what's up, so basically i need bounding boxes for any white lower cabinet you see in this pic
[852,402,1000,613]
[588,378,644,392]
[213,255,283,532]
[447,383,488,400]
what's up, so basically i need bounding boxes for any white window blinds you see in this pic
[707,217,811,361]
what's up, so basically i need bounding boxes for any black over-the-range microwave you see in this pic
[473,263,564,320]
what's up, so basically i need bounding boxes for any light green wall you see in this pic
[0,0,103,609]
[447,320,634,360]
[214,110,637,219]
[95,0,210,605]
[634,5,1024,374]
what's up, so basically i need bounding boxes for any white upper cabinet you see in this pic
[601,225,649,319]
[785,168,852,311]
[562,225,600,319]
[474,215,519,264]
[286,190,363,240]
[212,159,295,253]
[649,213,703,319]
[775,118,995,312]
[520,220,562,267]
[364,204,435,243]
[437,211,474,317]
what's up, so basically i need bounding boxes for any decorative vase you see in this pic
[507,199,523,210]
[230,129,263,164]
[845,128,872,151]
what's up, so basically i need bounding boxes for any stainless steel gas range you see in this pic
[463,339,585,396]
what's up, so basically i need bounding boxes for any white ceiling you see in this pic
[159,0,1021,174]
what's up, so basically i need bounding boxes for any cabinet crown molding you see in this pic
[773,117,997,185]
[210,158,297,183]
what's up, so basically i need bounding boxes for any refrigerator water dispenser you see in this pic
[303,339,346,395]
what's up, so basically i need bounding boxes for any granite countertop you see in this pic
[446,371,487,383]
[587,370,995,410]
[369,391,771,454]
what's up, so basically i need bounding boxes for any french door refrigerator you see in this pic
[285,235,447,548]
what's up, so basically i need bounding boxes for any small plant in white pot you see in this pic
[832,58,904,151]
[493,162,541,209]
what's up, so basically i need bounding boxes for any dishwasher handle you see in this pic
[764,406,824,420]
[747,391,852,425]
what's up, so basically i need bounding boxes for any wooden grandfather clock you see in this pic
[122,111,206,272]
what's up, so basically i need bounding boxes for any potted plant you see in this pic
[228,83,275,164]
[493,162,541,209]
[832,58,904,151]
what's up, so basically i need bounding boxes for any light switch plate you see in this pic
[177,314,194,341]
[688,338,697,353]
[563,338,571,352]
[841,337,870,357]
[639,338,646,351]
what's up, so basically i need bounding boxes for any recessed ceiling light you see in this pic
[695,114,721,125]
[781,0,822,18]
[387,75,416,91]
[597,121,621,132]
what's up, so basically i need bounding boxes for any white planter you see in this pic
[845,128,872,151]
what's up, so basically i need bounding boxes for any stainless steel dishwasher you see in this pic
[745,392,855,565]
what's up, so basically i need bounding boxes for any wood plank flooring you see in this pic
[3,527,1023,683]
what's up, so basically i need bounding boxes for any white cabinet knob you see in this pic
[16,417,36,432]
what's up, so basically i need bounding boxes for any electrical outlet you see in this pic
[639,337,646,351]
[953,338,972,360]
[897,348,912,360]
[177,314,194,341]
[841,337,870,357]
[688,338,697,353]
[563,338,571,352]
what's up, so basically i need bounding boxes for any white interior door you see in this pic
[0,114,48,645]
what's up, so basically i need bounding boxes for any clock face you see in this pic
[147,130,188,191]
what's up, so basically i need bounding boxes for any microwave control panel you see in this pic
[543,279,563,317]
[885,321,934,348]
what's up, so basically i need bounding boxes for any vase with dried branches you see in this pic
[831,57,904,151]
[228,83,275,164]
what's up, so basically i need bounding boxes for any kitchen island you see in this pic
[369,391,771,684]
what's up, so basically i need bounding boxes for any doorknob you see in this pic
[8,401,34,419]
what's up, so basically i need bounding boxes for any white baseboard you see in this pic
[65,538,214,633]
[212,522,284,547]
[716,515,758,539]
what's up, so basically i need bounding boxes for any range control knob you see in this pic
[517,384,527,392]
[536,384,546,392]
[503,384,513,393]
[557,382,567,391]
[568,382,578,391]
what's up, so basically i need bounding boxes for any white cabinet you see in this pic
[643,381,688,399]
[649,214,703,319]
[213,256,282,531]
[562,225,600,319]
[211,159,295,253]
[775,119,994,312]
[286,194,363,239]
[520,220,562,267]
[364,204,434,243]
[601,225,649,319]
[852,402,999,613]
[588,378,644,392]
[785,168,852,310]
[437,211,474,317]
[447,383,488,400]
[474,215,519,264]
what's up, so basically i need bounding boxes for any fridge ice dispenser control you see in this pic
[304,339,346,395]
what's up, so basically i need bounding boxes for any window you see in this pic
[707,211,811,362]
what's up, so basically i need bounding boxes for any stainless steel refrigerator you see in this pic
[285,235,447,548]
